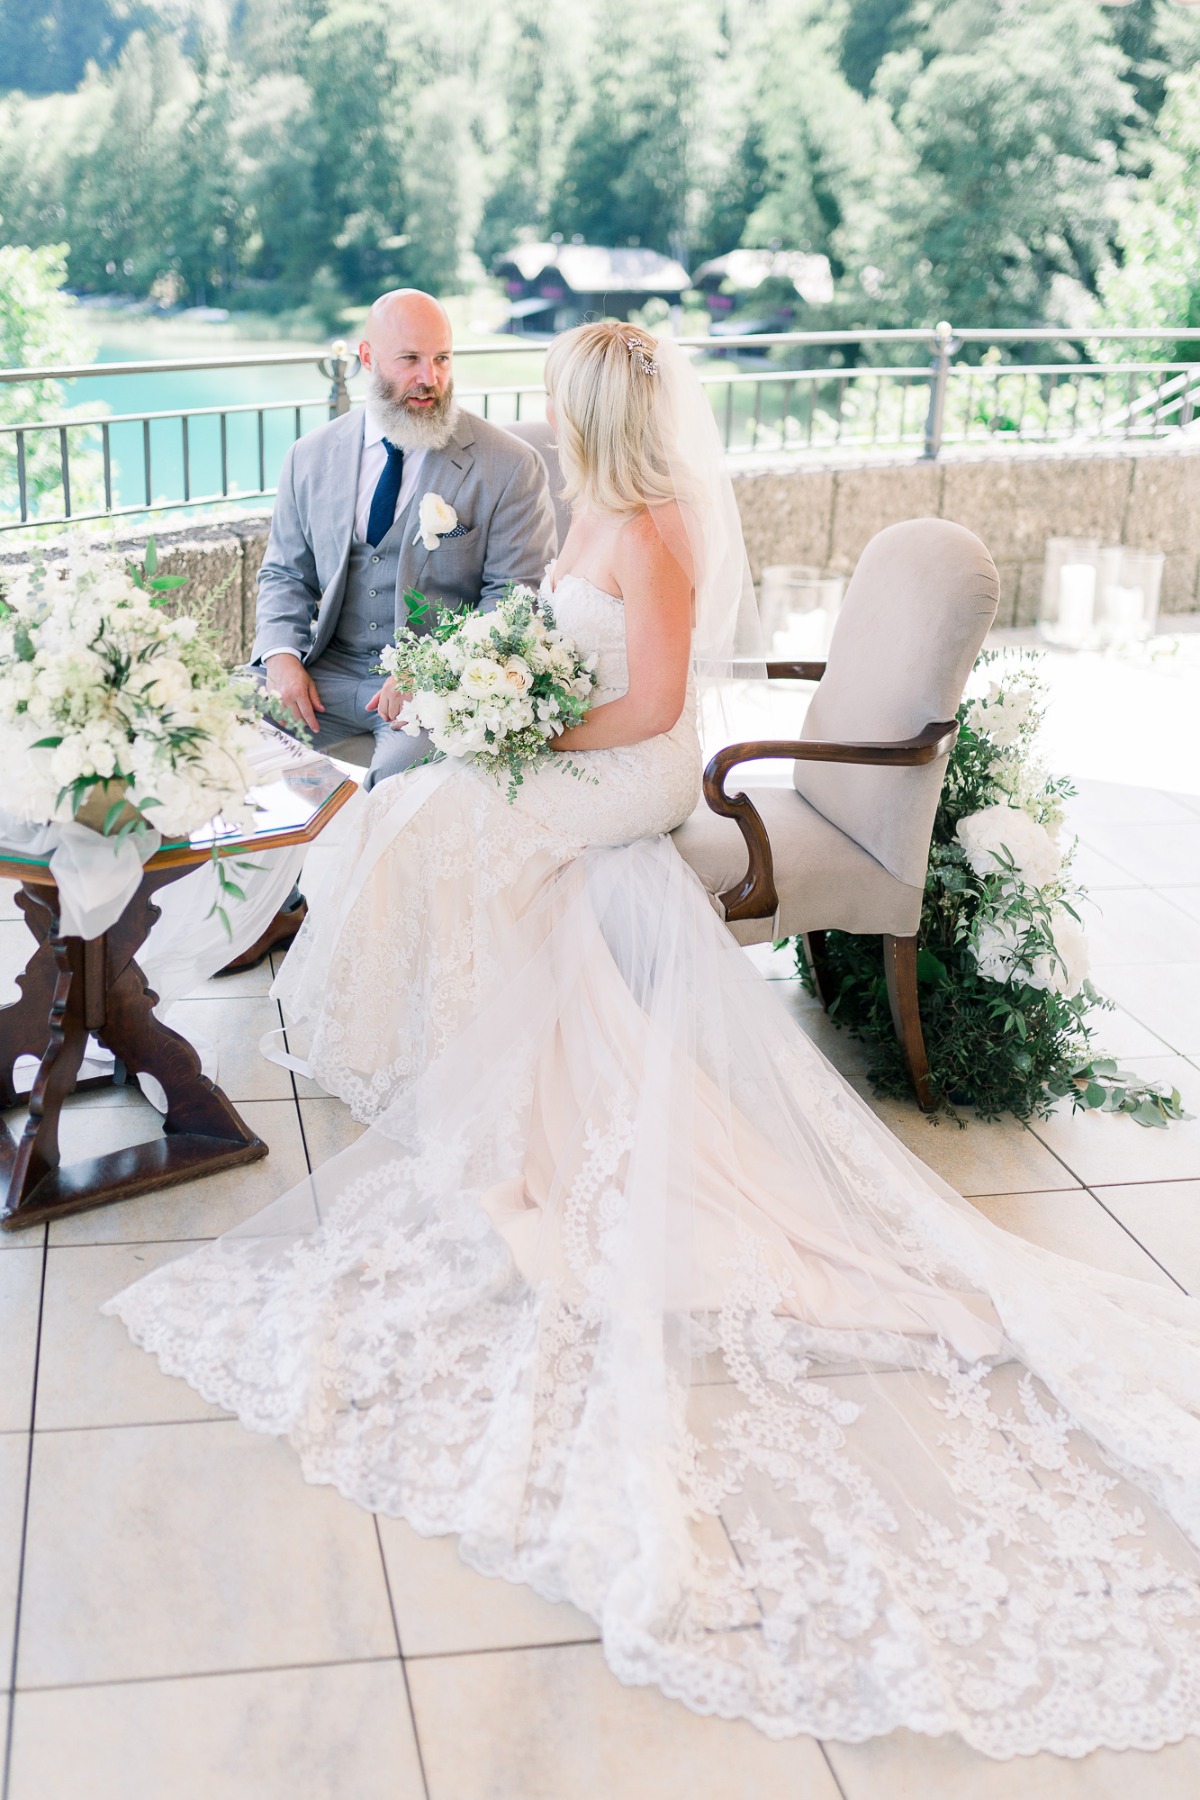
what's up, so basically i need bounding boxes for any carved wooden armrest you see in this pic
[701,720,959,921]
[725,659,827,681]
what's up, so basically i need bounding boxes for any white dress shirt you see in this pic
[262,404,427,664]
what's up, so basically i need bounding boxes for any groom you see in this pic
[254,287,557,788]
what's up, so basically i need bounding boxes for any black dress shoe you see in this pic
[214,892,307,977]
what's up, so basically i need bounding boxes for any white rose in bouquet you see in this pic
[503,655,534,694]
[956,804,1062,889]
[460,657,507,700]
[459,611,498,645]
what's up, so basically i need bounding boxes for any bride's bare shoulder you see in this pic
[614,503,694,585]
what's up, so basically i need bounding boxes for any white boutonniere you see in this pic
[414,492,458,551]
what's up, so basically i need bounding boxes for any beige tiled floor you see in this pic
[1,717,1200,1793]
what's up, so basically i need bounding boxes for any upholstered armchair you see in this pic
[506,417,573,545]
[671,520,1000,1110]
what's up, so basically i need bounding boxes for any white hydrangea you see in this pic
[956,804,1062,889]
[971,906,1090,998]
[966,681,1036,747]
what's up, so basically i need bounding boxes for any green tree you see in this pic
[0,0,154,96]
[550,0,717,257]
[302,0,407,305]
[1103,65,1200,354]
[157,60,246,304]
[742,8,903,272]
[837,0,917,96]
[232,71,318,297]
[229,0,318,76]
[867,0,1134,328]
[0,244,103,526]
[474,0,580,264]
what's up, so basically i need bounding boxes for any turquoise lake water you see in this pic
[61,336,344,519]
[50,320,549,523]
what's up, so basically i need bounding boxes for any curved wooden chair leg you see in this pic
[882,933,936,1112]
[802,930,836,1011]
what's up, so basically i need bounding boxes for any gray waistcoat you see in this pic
[330,513,410,661]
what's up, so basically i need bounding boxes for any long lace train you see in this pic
[106,828,1200,1759]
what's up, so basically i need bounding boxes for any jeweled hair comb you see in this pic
[624,337,659,376]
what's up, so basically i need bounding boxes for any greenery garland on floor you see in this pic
[786,651,1188,1128]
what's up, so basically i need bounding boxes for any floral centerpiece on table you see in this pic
[379,582,597,799]
[788,651,1187,1127]
[0,539,281,924]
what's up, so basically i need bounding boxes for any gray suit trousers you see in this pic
[270,650,433,791]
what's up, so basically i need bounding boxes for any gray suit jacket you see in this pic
[252,407,558,665]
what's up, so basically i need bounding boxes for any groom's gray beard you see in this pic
[367,368,460,452]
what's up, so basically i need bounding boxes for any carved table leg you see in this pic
[1,868,267,1231]
[1,927,91,1205]
[0,888,61,1109]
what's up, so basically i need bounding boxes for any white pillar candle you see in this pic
[1105,584,1145,633]
[1058,563,1096,641]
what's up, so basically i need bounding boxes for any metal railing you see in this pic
[3,325,1199,535]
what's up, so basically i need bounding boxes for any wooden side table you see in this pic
[0,755,356,1231]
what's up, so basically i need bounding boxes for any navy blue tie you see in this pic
[365,437,404,546]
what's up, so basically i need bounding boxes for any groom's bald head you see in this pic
[364,288,452,349]
[359,289,457,449]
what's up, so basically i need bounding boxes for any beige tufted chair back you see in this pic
[791,519,999,887]
[505,418,572,547]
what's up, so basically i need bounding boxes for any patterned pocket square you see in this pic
[440,522,471,539]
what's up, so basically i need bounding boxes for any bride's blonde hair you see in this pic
[544,321,677,516]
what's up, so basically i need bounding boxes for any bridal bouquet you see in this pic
[790,651,1187,1126]
[379,582,597,798]
[0,539,267,842]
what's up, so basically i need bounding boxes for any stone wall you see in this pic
[731,441,1200,627]
[3,440,1197,658]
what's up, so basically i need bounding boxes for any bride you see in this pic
[108,323,1200,1760]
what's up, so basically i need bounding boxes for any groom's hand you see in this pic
[265,654,324,735]
[366,674,408,727]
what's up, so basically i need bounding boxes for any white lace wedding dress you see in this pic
[107,575,1200,1758]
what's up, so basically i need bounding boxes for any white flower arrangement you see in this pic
[952,670,1086,1002]
[791,650,1187,1126]
[0,540,265,841]
[956,803,1065,898]
[378,583,597,798]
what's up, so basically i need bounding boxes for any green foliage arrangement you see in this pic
[787,653,1189,1129]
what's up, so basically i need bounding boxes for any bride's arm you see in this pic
[550,513,692,752]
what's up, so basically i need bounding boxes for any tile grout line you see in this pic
[817,1741,850,1800]
[1087,1187,1191,1295]
[275,990,313,1172]
[14,1653,403,1698]
[401,1636,608,1665]
[1017,1120,1098,1198]
[372,1517,432,1800]
[2,1230,47,1800]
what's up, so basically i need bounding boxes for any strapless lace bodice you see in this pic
[541,571,632,707]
